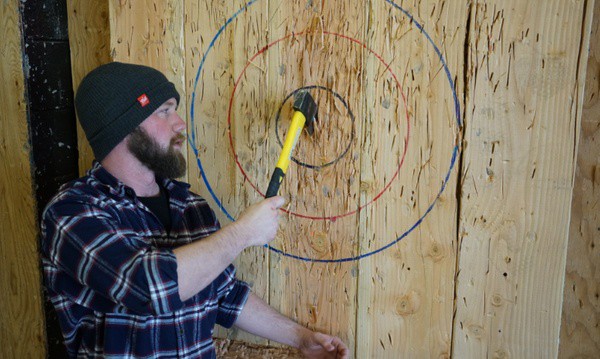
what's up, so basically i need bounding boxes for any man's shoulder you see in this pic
[45,174,119,214]
[61,174,108,196]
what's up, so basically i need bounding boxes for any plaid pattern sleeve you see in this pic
[41,163,251,358]
[214,265,251,328]
[43,199,182,315]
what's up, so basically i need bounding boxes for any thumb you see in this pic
[314,332,335,350]
[267,195,285,208]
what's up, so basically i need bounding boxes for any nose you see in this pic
[172,112,186,133]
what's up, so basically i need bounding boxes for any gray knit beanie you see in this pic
[75,62,180,161]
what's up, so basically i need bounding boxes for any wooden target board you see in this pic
[186,0,464,356]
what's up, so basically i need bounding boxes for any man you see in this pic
[41,62,348,358]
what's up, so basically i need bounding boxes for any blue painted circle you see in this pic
[189,0,462,263]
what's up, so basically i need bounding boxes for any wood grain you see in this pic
[184,0,272,344]
[265,1,361,351]
[66,0,111,174]
[0,0,46,357]
[453,0,592,357]
[356,1,466,357]
[262,1,364,225]
[559,0,600,358]
[109,0,187,181]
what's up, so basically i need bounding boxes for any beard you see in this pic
[127,126,187,179]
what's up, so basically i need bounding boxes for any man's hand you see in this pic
[299,331,349,359]
[233,196,285,247]
[235,293,350,358]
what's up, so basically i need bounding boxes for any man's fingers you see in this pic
[335,341,349,358]
[300,332,350,359]
[313,332,336,351]
[327,336,349,358]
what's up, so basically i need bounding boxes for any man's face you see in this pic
[127,98,187,179]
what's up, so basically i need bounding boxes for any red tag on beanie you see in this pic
[137,94,150,107]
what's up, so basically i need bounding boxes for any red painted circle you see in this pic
[227,31,411,221]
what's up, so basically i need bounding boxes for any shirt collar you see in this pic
[88,160,191,200]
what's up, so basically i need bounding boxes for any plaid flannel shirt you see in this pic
[41,162,250,358]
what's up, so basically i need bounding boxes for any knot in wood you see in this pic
[395,291,421,316]
[466,324,484,339]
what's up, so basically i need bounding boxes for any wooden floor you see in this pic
[216,339,302,359]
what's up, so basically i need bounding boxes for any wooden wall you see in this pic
[0,0,46,358]
[455,0,594,358]
[1,0,598,358]
[68,0,596,358]
[559,0,600,357]
[66,0,111,171]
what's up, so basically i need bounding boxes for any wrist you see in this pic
[292,326,314,349]
[222,220,251,251]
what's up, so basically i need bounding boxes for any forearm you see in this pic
[234,292,310,348]
[173,222,246,301]
[174,196,284,302]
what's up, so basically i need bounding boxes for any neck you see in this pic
[100,141,160,197]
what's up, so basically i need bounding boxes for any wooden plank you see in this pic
[108,0,186,181]
[453,1,591,358]
[559,0,600,357]
[0,0,46,357]
[356,1,466,357]
[184,0,271,344]
[264,0,362,351]
[66,0,111,174]
[187,0,361,348]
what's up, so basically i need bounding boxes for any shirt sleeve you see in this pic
[214,264,250,328]
[42,198,183,316]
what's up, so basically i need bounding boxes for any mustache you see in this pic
[170,133,186,146]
